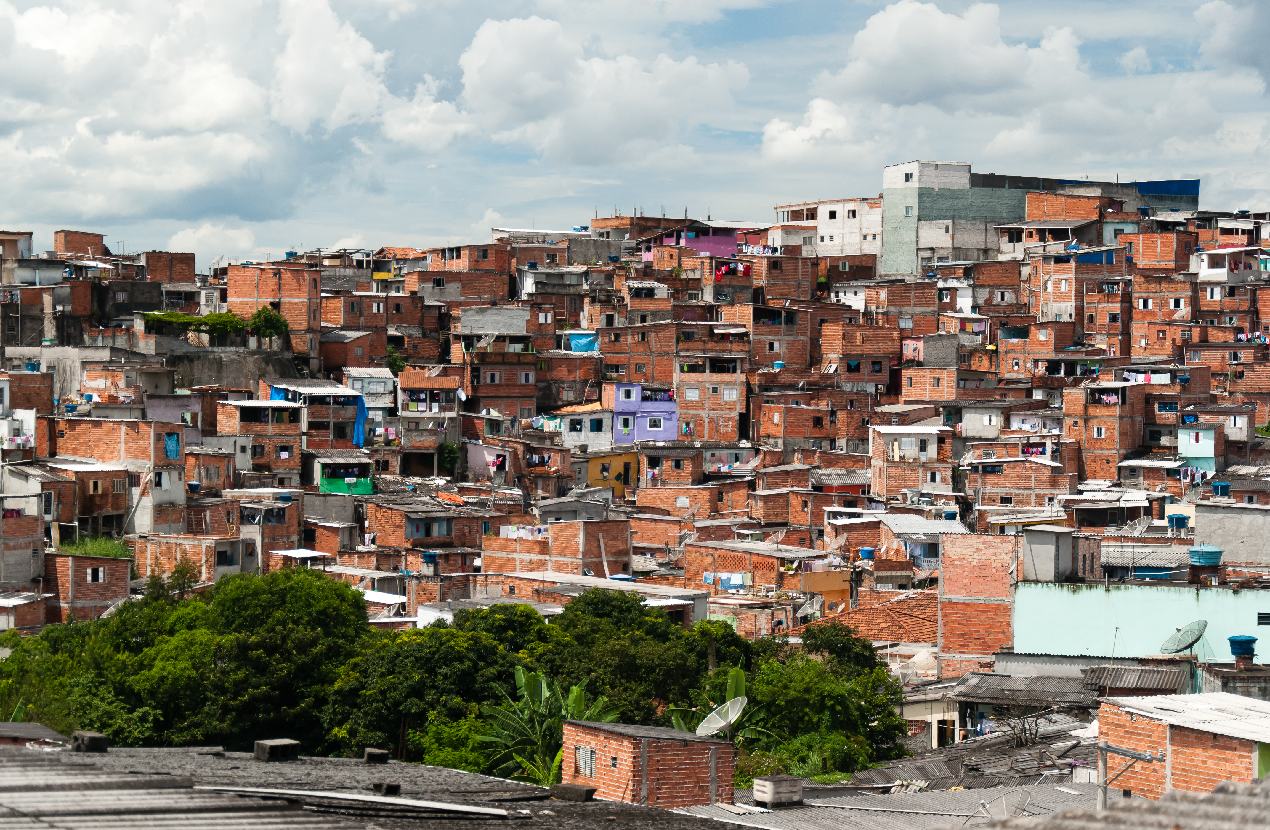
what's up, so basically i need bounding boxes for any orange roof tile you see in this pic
[797,590,937,643]
[434,492,466,506]
[552,402,608,414]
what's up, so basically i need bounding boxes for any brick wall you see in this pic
[938,534,1016,677]
[44,553,130,622]
[142,251,197,283]
[561,722,734,808]
[53,230,106,257]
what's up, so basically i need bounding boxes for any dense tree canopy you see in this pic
[0,577,906,782]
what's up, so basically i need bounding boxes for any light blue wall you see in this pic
[1178,426,1216,471]
[1013,581,1265,662]
[880,186,1027,275]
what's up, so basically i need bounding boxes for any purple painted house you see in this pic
[638,220,742,261]
[613,383,677,445]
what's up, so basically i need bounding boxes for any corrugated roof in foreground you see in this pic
[1105,692,1270,743]
[984,776,1270,829]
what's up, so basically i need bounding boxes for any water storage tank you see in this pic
[943,510,958,520]
[773,361,785,369]
[1212,481,1231,497]
[1230,635,1257,657]
[1189,544,1223,567]
[1167,514,1190,530]
[858,547,875,560]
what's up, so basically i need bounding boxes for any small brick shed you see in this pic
[562,720,735,808]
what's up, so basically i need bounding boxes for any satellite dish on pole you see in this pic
[696,696,747,739]
[1160,620,1208,654]
[796,595,823,618]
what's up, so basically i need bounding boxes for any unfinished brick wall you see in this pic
[561,722,735,808]
[44,553,130,622]
[141,251,197,283]
[938,534,1016,678]
[53,230,107,257]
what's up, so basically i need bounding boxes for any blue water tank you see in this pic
[278,494,293,503]
[1230,635,1257,657]
[1189,544,1222,566]
[858,547,875,560]
[943,510,958,520]
[773,361,785,369]
[1168,514,1190,529]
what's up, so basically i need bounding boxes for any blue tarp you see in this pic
[570,333,599,352]
[164,433,180,460]
[353,394,368,447]
[1076,251,1114,264]
[270,386,287,401]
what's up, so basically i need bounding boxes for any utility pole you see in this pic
[1097,739,1163,810]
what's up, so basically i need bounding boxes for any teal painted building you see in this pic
[1013,581,1263,662]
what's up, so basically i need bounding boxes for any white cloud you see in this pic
[168,223,256,261]
[458,16,747,164]
[380,80,475,151]
[1119,46,1151,74]
[269,0,391,133]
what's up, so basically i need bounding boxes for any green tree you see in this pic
[406,705,488,771]
[385,346,406,376]
[324,625,516,758]
[479,667,618,785]
[799,619,883,678]
[437,442,460,475]
[248,306,289,341]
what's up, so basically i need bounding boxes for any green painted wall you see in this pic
[1013,581,1265,661]
[320,477,373,495]
[880,187,1027,274]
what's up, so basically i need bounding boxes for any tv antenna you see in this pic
[965,790,1031,824]
[696,696,747,741]
[1160,619,1208,656]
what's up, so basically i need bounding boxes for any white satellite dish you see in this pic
[696,696,747,738]
[796,595,823,618]
[1160,620,1208,655]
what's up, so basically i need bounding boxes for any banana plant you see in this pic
[668,667,775,746]
[479,667,618,785]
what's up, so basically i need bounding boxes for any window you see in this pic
[539,312,553,324]
[90,480,101,494]
[931,377,941,388]
[847,209,857,218]
[1158,330,1167,341]
[647,417,663,430]
[685,387,700,401]
[768,341,780,352]
[638,332,647,342]
[904,206,913,217]
[1138,298,1152,310]
[1188,350,1202,362]
[1171,298,1184,309]
[619,416,633,431]
[432,277,446,288]
[574,746,596,778]
[393,303,403,314]
[927,471,939,483]
[1158,402,1179,412]
[276,444,293,458]
[486,371,500,384]
[1060,279,1068,291]
[871,361,882,373]
[609,331,621,342]
[621,387,634,400]
[820,236,825,243]
[1259,613,1270,626]
[568,419,583,432]
[634,362,646,374]
[115,292,127,303]
[349,301,359,312]
[672,459,684,470]
[828,210,837,219]
[373,302,383,313]
[906,376,914,388]
[899,317,913,329]
[999,495,1013,505]
[1207,286,1220,300]
[112,478,125,494]
[546,252,558,264]
[723,388,738,401]
[87,567,105,583]
[478,248,489,261]
[904,172,914,182]
[589,418,604,433]
[812,416,824,427]
[311,278,318,290]
[1148,430,1162,442]
[521,371,533,384]
[1246,496,1258,505]
[1094,426,1106,438]
[354,346,363,357]
[1038,329,1049,340]
[940,290,950,302]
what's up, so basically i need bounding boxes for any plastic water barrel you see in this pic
[1230,635,1257,657]
[858,547,875,560]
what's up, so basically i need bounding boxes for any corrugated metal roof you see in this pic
[1100,544,1190,568]
[1082,665,1186,693]
[1105,692,1270,743]
[951,673,1097,707]
[879,515,970,536]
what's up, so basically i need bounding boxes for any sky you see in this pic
[2,0,1268,268]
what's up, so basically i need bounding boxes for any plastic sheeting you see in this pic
[270,386,287,401]
[353,394,368,447]
[570,333,599,352]
[164,433,180,460]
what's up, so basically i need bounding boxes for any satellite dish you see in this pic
[796,595,823,618]
[582,567,595,577]
[1160,619,1208,654]
[696,696,747,738]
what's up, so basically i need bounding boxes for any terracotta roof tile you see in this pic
[797,590,937,643]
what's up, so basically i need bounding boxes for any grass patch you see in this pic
[58,537,132,558]
[1257,424,1270,438]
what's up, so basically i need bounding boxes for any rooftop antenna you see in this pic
[696,696,747,741]
[1160,619,1208,657]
